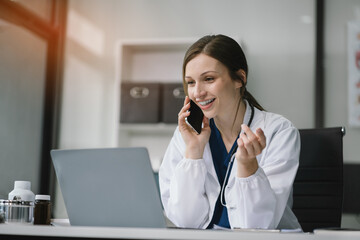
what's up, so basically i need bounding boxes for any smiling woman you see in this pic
[159,34,302,230]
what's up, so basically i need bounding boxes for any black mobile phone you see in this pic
[185,100,204,134]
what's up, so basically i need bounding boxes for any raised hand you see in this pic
[235,124,266,177]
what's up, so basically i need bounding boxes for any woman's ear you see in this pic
[235,69,247,88]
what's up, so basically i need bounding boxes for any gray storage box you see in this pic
[120,82,161,123]
[162,83,186,123]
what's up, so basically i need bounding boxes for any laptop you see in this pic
[51,147,167,228]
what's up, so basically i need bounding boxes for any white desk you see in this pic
[0,224,360,240]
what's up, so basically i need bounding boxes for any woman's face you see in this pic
[185,53,243,120]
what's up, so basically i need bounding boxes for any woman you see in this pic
[159,34,301,230]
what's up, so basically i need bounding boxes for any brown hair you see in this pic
[182,34,264,111]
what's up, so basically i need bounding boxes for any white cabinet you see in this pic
[114,38,196,171]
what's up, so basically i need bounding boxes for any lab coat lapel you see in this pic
[203,143,220,186]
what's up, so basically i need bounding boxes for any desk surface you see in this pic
[0,223,360,240]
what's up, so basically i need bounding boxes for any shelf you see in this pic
[116,38,196,82]
[119,123,177,134]
[114,38,195,165]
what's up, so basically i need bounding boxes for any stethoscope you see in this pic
[220,103,255,207]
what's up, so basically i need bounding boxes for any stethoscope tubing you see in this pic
[220,103,255,207]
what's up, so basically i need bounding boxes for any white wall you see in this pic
[112,0,315,128]
[324,0,360,163]
[324,0,360,228]
[55,0,315,218]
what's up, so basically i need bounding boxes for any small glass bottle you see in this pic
[33,195,51,225]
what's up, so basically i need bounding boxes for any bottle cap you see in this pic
[14,181,31,190]
[35,195,50,201]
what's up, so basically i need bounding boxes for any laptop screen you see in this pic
[51,147,166,228]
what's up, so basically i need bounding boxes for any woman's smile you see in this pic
[197,98,216,109]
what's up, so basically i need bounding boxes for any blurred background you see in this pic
[0,0,359,228]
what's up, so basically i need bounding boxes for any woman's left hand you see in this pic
[235,124,266,177]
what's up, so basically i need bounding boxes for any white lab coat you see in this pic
[159,100,301,230]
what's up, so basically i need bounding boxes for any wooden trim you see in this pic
[0,0,56,39]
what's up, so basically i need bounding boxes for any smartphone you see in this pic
[185,100,204,134]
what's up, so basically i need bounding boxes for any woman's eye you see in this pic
[187,81,195,85]
[205,77,214,81]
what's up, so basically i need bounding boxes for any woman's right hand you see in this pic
[178,96,211,159]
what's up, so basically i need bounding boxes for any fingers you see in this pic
[237,138,248,157]
[202,115,210,128]
[178,96,190,124]
[183,95,190,106]
[179,96,190,115]
[239,132,256,157]
[237,125,266,159]
[256,128,266,149]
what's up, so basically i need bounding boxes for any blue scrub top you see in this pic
[208,119,238,229]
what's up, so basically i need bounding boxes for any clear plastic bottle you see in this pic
[8,181,35,202]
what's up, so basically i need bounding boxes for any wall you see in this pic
[112,0,316,128]
[324,0,360,228]
[324,0,360,163]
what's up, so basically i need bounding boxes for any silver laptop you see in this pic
[51,147,167,228]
